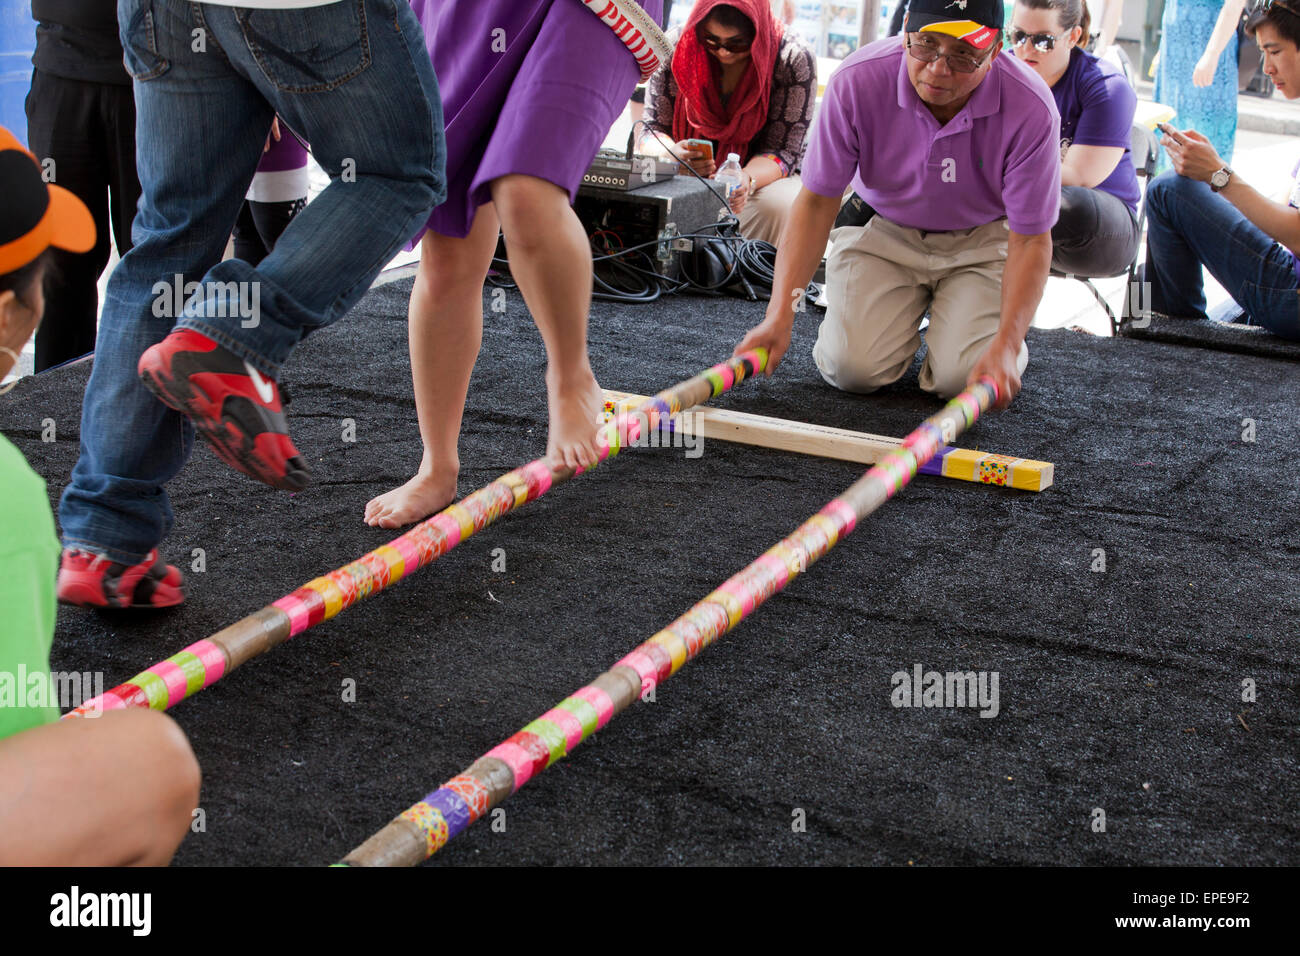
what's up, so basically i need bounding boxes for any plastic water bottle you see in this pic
[715,153,745,204]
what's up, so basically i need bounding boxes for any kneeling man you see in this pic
[737,0,1060,407]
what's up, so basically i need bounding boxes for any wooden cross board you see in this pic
[603,390,1054,492]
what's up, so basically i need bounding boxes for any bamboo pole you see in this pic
[339,378,999,866]
[63,350,769,719]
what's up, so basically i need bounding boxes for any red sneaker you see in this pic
[138,328,310,491]
[57,549,186,609]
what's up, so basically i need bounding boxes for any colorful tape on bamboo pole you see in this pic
[61,350,769,719]
[338,377,1000,866]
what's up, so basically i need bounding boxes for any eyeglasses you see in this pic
[904,35,994,74]
[1010,29,1069,53]
[698,31,753,53]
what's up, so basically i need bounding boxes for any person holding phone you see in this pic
[1142,2,1300,340]
[1009,0,1139,277]
[639,0,817,245]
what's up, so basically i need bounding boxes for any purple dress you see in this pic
[410,0,663,239]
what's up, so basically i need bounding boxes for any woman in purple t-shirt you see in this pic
[1011,0,1139,277]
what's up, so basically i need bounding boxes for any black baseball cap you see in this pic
[0,125,94,275]
[903,0,1004,50]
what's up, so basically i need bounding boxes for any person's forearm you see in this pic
[998,231,1053,344]
[1059,162,1088,188]
[744,156,784,192]
[1098,2,1122,50]
[766,189,842,323]
[1205,0,1247,60]
[1221,177,1300,252]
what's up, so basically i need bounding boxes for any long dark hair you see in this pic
[1017,0,1092,45]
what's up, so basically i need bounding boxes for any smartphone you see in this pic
[1157,122,1188,145]
[682,138,715,163]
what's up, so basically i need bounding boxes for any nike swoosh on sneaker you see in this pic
[244,360,276,405]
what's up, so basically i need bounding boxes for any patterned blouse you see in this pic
[643,31,818,175]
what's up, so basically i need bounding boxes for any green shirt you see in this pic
[0,433,61,739]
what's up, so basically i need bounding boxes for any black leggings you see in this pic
[1051,185,1141,278]
[26,70,140,372]
[232,197,306,266]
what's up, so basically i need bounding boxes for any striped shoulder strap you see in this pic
[576,0,672,81]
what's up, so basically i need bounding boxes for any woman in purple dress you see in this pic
[366,0,662,528]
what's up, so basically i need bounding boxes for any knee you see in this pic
[491,175,568,248]
[920,357,973,399]
[814,340,911,393]
[416,234,494,298]
[1145,171,1197,221]
[136,711,201,865]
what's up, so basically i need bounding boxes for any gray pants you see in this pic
[1050,185,1140,278]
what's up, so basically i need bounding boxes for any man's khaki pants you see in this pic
[813,214,1029,397]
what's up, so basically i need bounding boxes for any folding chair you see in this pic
[1050,120,1161,336]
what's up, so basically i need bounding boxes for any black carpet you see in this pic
[4,278,1297,866]
[1120,312,1300,361]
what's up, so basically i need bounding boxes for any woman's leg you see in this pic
[1144,173,1300,336]
[364,206,502,528]
[0,709,200,866]
[739,176,804,246]
[1050,186,1140,278]
[490,173,603,470]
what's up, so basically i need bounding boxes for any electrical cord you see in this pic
[487,124,816,304]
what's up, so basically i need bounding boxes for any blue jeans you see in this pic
[1143,172,1300,340]
[59,0,445,564]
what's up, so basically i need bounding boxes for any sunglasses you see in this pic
[1010,29,1069,53]
[1262,0,1300,12]
[905,35,994,74]
[698,30,753,53]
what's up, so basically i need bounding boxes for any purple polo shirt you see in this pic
[802,37,1061,235]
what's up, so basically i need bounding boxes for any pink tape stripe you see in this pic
[617,650,659,691]
[573,685,616,730]
[391,534,422,575]
[147,660,191,709]
[486,742,534,791]
[540,706,586,752]
[272,595,311,637]
[430,512,462,550]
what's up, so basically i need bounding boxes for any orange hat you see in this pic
[0,125,95,275]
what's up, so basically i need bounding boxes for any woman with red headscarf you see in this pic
[640,0,816,245]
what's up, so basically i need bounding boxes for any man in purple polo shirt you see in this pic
[735,0,1060,408]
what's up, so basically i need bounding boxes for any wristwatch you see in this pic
[1210,165,1234,192]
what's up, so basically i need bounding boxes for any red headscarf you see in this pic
[671,0,784,165]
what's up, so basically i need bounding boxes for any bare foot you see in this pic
[364,463,458,529]
[545,367,605,471]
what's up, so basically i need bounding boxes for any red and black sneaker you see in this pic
[138,329,310,491]
[57,549,186,609]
